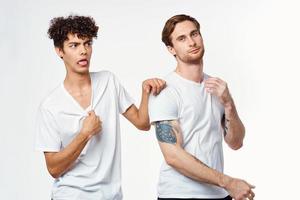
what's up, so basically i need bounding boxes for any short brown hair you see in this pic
[161,14,200,47]
[48,15,99,49]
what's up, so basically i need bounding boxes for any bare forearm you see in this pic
[45,133,90,178]
[166,146,230,188]
[137,90,150,129]
[224,100,245,149]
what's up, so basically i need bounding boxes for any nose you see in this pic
[80,45,87,55]
[187,36,196,47]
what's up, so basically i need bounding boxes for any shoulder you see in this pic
[149,85,181,113]
[151,85,178,101]
[90,70,115,80]
[150,72,181,104]
[39,84,64,111]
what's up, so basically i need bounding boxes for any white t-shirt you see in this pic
[149,72,228,199]
[35,71,134,200]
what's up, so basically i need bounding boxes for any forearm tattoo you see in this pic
[222,114,230,136]
[155,120,178,144]
[224,119,229,134]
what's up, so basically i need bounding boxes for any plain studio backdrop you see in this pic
[1,0,300,199]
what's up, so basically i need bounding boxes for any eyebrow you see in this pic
[84,39,93,44]
[175,29,199,40]
[176,34,186,40]
[190,29,199,34]
[67,39,92,45]
[67,41,79,45]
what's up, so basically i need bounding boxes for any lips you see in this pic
[77,59,88,66]
[189,47,200,53]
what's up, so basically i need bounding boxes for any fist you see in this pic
[225,178,255,200]
[143,78,166,95]
[81,110,102,139]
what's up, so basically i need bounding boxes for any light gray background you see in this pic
[1,0,299,199]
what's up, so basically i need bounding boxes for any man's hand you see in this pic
[204,77,232,108]
[142,78,166,96]
[224,177,255,200]
[81,110,102,139]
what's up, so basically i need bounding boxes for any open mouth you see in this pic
[77,59,88,66]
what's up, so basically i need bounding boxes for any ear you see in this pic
[55,47,64,59]
[167,45,176,57]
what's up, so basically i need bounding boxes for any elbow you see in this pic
[137,124,151,131]
[230,142,243,150]
[164,152,180,167]
[47,167,61,179]
[165,156,176,167]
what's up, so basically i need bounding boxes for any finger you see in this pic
[153,79,161,94]
[209,77,223,84]
[205,77,219,83]
[149,81,157,95]
[249,190,255,199]
[205,87,217,94]
[156,79,164,90]
[248,194,254,200]
[205,80,222,88]
[204,82,218,89]
[157,79,166,87]
[160,79,167,88]
[156,79,165,94]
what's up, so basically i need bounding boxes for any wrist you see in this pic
[219,174,232,189]
[79,130,92,141]
[223,98,234,109]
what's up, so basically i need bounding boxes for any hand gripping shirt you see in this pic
[149,72,228,199]
[35,71,134,200]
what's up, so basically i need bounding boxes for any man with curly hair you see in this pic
[149,14,255,200]
[35,15,165,200]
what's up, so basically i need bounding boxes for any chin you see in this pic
[76,67,90,74]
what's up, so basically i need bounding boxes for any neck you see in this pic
[175,59,204,83]
[64,71,91,90]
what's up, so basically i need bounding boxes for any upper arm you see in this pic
[154,120,183,164]
[44,152,57,167]
[35,106,61,152]
[112,73,135,114]
[122,104,139,124]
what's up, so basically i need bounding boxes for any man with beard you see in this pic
[149,14,255,200]
[35,15,165,200]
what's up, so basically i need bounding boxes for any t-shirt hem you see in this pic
[120,102,134,114]
[35,147,60,152]
[150,116,178,124]
[158,193,229,199]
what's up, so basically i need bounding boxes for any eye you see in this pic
[191,31,199,37]
[69,44,77,48]
[177,36,185,42]
[86,41,93,46]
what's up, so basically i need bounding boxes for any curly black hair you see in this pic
[47,15,99,49]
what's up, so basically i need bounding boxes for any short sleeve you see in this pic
[35,106,62,152]
[113,74,135,114]
[149,87,180,123]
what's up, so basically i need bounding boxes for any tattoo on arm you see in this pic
[222,114,230,137]
[155,121,177,144]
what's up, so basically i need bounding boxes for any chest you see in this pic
[177,86,224,124]
[67,88,92,110]
[54,84,119,146]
